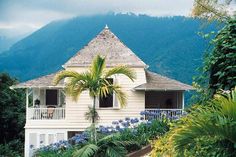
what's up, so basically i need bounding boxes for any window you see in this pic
[56,133,64,142]
[39,134,46,146]
[99,79,113,108]
[46,89,58,105]
[48,134,54,144]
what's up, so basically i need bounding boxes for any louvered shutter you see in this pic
[113,75,120,109]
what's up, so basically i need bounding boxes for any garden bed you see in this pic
[127,144,151,157]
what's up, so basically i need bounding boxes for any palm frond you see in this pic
[53,70,83,85]
[73,144,98,157]
[104,65,136,81]
[105,146,127,157]
[111,85,127,108]
[64,73,91,101]
[90,55,106,80]
[172,87,236,152]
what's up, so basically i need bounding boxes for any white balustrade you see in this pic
[144,108,183,120]
[27,107,65,120]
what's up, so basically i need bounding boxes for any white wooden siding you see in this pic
[25,67,146,129]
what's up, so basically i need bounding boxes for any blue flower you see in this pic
[30,144,34,149]
[115,125,120,130]
[140,111,145,115]
[112,121,119,125]
[131,118,139,124]
[118,119,123,123]
[121,121,129,127]
[125,117,130,121]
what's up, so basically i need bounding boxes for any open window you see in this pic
[99,79,114,108]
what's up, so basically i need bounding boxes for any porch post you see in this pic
[182,92,185,110]
[26,88,29,120]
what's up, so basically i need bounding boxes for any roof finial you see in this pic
[105,24,109,29]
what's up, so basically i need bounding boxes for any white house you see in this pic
[11,26,193,157]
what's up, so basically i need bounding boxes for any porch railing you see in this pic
[27,107,65,120]
[144,109,183,120]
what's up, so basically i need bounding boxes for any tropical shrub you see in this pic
[151,87,236,157]
[73,133,134,157]
[98,116,169,153]
[35,113,170,156]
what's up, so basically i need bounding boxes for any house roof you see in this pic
[10,72,64,89]
[11,70,193,90]
[63,26,147,68]
[134,70,194,91]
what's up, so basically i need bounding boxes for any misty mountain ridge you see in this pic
[0,14,216,88]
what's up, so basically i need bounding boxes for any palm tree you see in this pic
[172,87,236,154]
[53,55,136,140]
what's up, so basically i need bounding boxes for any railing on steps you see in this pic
[27,107,65,120]
[144,109,183,120]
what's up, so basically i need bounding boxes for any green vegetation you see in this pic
[151,87,236,156]
[0,73,25,156]
[193,19,236,103]
[35,119,169,157]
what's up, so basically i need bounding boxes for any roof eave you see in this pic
[10,85,65,89]
[63,64,148,68]
[133,87,193,91]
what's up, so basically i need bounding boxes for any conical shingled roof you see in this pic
[63,26,146,67]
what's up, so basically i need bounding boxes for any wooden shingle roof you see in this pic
[63,26,146,67]
[11,72,64,89]
[134,70,193,91]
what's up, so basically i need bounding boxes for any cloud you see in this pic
[0,0,194,37]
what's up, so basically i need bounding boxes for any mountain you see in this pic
[0,36,19,53]
[0,14,216,90]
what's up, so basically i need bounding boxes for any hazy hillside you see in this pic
[0,36,20,53]
[0,14,216,87]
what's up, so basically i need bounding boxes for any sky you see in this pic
[0,0,195,38]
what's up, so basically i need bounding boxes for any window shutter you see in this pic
[113,75,120,109]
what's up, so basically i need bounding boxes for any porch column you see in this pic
[182,92,185,110]
[26,88,29,120]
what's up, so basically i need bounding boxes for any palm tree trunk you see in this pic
[92,96,96,123]
[92,96,97,143]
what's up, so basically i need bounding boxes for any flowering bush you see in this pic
[34,140,74,157]
[98,117,142,134]
[70,131,89,144]
[35,110,172,156]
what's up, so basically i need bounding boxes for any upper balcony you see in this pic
[26,88,66,121]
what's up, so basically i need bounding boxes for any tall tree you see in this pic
[53,55,136,141]
[0,73,25,155]
[193,19,236,101]
[208,19,236,95]
[192,0,235,22]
